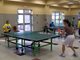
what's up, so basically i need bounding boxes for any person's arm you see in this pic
[2,24,6,30]
[60,27,66,36]
[2,24,7,32]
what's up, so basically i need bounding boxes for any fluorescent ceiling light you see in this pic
[52,4,59,6]
[8,0,45,5]
[63,5,69,8]
[8,0,22,1]
[67,2,74,4]
[32,0,45,4]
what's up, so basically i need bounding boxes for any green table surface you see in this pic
[3,31,60,41]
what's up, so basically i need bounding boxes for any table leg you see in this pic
[16,38,18,50]
[38,42,40,53]
[21,39,24,54]
[7,36,10,48]
[32,41,36,56]
[51,38,53,51]
[24,40,26,54]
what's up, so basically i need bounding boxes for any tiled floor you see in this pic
[0,37,80,60]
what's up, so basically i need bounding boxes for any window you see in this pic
[24,15,30,23]
[18,25,24,32]
[17,9,33,32]
[52,12,65,26]
[18,15,23,23]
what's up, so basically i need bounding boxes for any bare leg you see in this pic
[69,46,77,57]
[60,44,66,57]
[69,46,76,54]
[62,44,65,54]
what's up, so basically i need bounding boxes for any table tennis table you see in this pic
[2,31,60,56]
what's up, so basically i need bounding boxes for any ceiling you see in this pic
[4,0,80,8]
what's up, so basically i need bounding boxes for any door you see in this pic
[17,9,33,32]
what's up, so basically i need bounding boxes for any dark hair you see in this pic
[13,26,17,31]
[63,19,71,27]
[73,17,75,19]
[6,20,9,24]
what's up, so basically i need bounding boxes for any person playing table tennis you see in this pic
[60,19,77,57]
[49,22,56,33]
[3,20,12,33]
[12,26,18,32]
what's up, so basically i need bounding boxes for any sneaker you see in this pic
[72,53,78,57]
[59,54,65,57]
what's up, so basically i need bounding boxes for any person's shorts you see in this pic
[63,34,75,47]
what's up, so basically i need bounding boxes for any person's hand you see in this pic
[59,30,65,36]
[7,26,10,29]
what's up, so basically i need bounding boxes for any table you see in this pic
[2,31,60,56]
